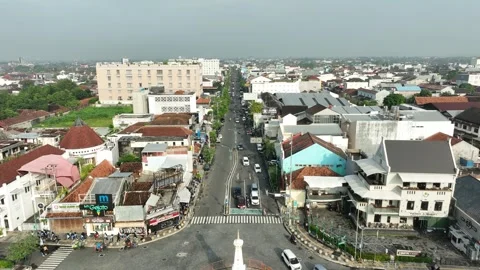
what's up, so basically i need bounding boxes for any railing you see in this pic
[371,204,400,214]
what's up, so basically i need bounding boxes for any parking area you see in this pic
[306,208,468,265]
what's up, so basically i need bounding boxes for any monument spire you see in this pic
[232,230,246,270]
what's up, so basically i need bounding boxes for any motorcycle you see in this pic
[72,240,85,250]
[290,235,297,245]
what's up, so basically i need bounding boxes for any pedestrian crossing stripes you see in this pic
[191,215,282,225]
[37,246,73,270]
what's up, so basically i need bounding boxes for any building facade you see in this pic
[250,77,300,94]
[198,58,220,76]
[96,60,202,104]
[147,93,196,115]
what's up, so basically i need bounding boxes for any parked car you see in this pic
[236,196,246,209]
[281,249,302,270]
[235,118,240,123]
[203,163,210,171]
[232,187,242,198]
[251,190,260,205]
[242,157,249,166]
[237,144,244,150]
[251,183,258,193]
[312,264,327,270]
[254,164,261,173]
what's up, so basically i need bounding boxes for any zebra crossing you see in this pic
[37,246,73,270]
[191,215,282,225]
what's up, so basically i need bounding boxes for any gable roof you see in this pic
[136,126,193,137]
[306,104,328,115]
[118,122,148,134]
[59,123,104,150]
[0,145,65,185]
[151,113,191,126]
[0,110,51,128]
[61,160,115,203]
[282,132,346,159]
[196,97,211,105]
[288,166,339,190]
[18,154,80,188]
[454,107,480,126]
[415,96,468,106]
[123,191,151,206]
[384,140,456,174]
[454,175,480,222]
[428,102,480,111]
[424,132,462,146]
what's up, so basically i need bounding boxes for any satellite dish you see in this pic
[38,203,44,209]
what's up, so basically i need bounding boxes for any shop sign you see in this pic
[396,250,422,257]
[85,217,112,223]
[79,194,114,217]
[407,212,438,217]
[149,211,180,226]
[52,203,80,212]
[119,227,145,235]
[460,216,478,233]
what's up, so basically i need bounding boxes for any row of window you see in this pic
[154,96,191,102]
[455,122,479,133]
[406,200,443,211]
[107,81,192,89]
[108,75,193,82]
[107,69,194,76]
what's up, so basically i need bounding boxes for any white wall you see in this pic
[251,80,300,94]
[299,81,322,92]
[130,138,189,148]
[147,94,196,115]
[113,114,154,128]
[345,81,369,89]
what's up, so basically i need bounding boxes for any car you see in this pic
[233,187,241,198]
[216,134,223,143]
[236,196,246,209]
[256,143,263,151]
[251,183,258,193]
[281,249,302,270]
[237,144,244,150]
[312,264,327,270]
[250,190,259,205]
[242,157,249,166]
[254,164,261,173]
[235,118,240,123]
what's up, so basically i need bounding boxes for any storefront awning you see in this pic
[355,159,386,176]
[146,206,174,220]
[177,188,191,204]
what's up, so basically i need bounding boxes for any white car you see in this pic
[281,249,302,270]
[254,164,261,173]
[251,190,260,205]
[242,157,249,166]
[235,118,240,123]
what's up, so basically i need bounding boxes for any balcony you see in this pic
[371,204,400,215]
[347,190,368,211]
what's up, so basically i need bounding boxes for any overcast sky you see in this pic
[1,0,479,61]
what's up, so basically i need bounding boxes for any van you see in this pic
[251,190,259,205]
[281,249,302,270]
[251,183,258,193]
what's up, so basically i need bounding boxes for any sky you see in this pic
[1,0,479,61]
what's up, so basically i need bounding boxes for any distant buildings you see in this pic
[198,58,220,76]
[456,73,480,86]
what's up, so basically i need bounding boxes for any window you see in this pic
[117,83,121,88]
[387,216,391,223]
[187,82,191,88]
[0,198,4,205]
[118,96,123,101]
[400,217,407,224]
[186,70,190,75]
[433,183,440,188]
[36,180,41,186]
[374,214,381,222]
[157,76,163,81]
[448,183,452,189]
[11,194,18,201]
[407,201,414,210]
[116,70,120,75]
[126,76,132,81]
[417,182,426,190]
[126,70,132,75]
[168,70,172,75]
[187,76,191,81]
[475,128,479,134]
[173,142,176,146]
[177,69,182,75]
[420,201,429,211]
[178,82,182,88]
[139,83,142,87]
[463,124,467,129]
[128,96,132,100]
[24,186,30,193]
[313,115,340,124]
[107,76,111,81]
[374,200,382,207]
[109,96,112,100]
[169,83,173,88]
[403,182,410,187]
[108,83,111,88]
[157,70,163,75]
[147,70,151,75]
[434,201,443,211]
[127,83,132,88]
[107,70,111,75]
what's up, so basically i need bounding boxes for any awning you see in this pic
[148,211,180,226]
[355,159,386,176]
[304,176,346,189]
[345,175,401,200]
[146,206,174,220]
[177,188,191,204]
[11,188,23,194]
[398,173,456,184]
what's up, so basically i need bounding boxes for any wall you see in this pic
[113,114,153,128]
[96,142,119,166]
[130,138,189,148]
[317,135,348,151]
[454,207,480,240]
[147,94,196,115]
[282,144,346,175]
[299,81,322,92]
[452,141,479,164]
[0,175,37,231]
[345,81,369,89]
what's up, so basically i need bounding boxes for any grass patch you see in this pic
[36,106,133,127]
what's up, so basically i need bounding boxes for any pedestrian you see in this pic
[40,246,45,257]
[117,233,120,242]
[43,245,49,256]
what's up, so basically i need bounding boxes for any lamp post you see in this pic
[285,135,294,226]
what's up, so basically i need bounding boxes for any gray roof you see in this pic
[283,124,343,136]
[454,175,480,222]
[342,110,449,122]
[331,106,382,114]
[142,143,168,153]
[90,177,124,195]
[384,140,456,174]
[114,205,144,222]
[276,93,349,107]
[109,171,132,178]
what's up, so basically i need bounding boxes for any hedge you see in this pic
[0,259,14,268]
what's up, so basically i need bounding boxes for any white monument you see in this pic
[232,230,246,270]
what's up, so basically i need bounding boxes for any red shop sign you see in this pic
[149,211,180,226]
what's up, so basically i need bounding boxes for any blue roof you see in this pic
[394,84,421,92]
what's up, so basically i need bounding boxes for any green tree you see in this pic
[6,234,39,263]
[202,146,215,164]
[20,80,35,89]
[264,139,276,160]
[418,89,432,97]
[459,83,476,94]
[445,70,458,81]
[383,94,406,109]
[249,101,263,116]
[117,153,141,166]
[209,130,217,144]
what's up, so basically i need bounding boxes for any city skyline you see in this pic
[1,0,480,61]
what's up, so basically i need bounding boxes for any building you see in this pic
[424,132,479,167]
[414,96,469,107]
[418,84,455,96]
[12,129,67,147]
[450,175,480,260]
[345,80,369,90]
[392,84,421,97]
[0,110,52,130]
[198,58,220,76]
[141,143,191,173]
[59,119,106,164]
[357,89,390,105]
[456,73,480,86]
[112,114,154,129]
[452,107,480,148]
[0,140,24,161]
[345,139,458,230]
[342,110,455,157]
[0,145,67,231]
[96,59,202,104]
[250,77,300,94]
[278,133,347,175]
[147,89,196,115]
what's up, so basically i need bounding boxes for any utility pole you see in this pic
[354,208,360,260]
[286,134,294,226]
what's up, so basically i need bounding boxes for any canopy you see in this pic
[304,176,346,189]
[345,175,401,200]
[355,159,386,176]
[177,188,191,204]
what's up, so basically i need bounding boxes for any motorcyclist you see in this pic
[290,234,296,243]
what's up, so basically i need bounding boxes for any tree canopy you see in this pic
[0,79,93,120]
[249,101,263,115]
[6,234,39,263]
[383,94,406,108]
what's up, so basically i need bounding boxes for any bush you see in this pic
[0,259,14,268]
[396,255,433,263]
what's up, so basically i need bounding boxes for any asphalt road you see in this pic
[55,224,350,270]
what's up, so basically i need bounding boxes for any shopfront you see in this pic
[148,211,180,233]
[114,205,146,236]
[84,216,116,235]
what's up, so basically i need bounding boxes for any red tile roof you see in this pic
[0,145,65,185]
[196,97,211,105]
[415,96,468,106]
[61,160,115,203]
[118,122,148,134]
[120,162,143,174]
[282,133,346,159]
[424,132,463,146]
[151,113,191,125]
[123,191,151,206]
[59,125,104,149]
[0,110,51,128]
[174,90,185,95]
[136,126,193,137]
[429,102,480,111]
[306,75,320,81]
[45,212,83,218]
[131,182,153,191]
[285,166,339,190]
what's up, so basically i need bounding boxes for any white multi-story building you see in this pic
[471,57,480,68]
[198,58,220,76]
[342,109,455,157]
[96,59,202,104]
[345,81,369,89]
[345,139,458,229]
[356,89,391,105]
[456,73,480,86]
[250,76,300,94]
[147,92,196,115]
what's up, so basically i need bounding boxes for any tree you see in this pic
[6,234,39,263]
[202,146,215,164]
[264,139,276,160]
[445,70,458,81]
[20,80,34,89]
[383,94,406,109]
[249,101,263,116]
[209,130,217,145]
[117,153,141,166]
[418,89,432,97]
[459,83,476,94]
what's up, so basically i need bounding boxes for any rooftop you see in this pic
[282,132,346,159]
[142,143,168,153]
[89,177,124,197]
[0,110,51,128]
[428,102,480,111]
[342,110,449,122]
[275,93,350,107]
[283,124,343,136]
[394,84,421,92]
[59,119,104,149]
[122,191,151,206]
[150,113,191,126]
[0,140,22,149]
[287,166,339,190]
[424,132,463,146]
[415,96,469,106]
[454,107,480,126]
[454,175,480,222]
